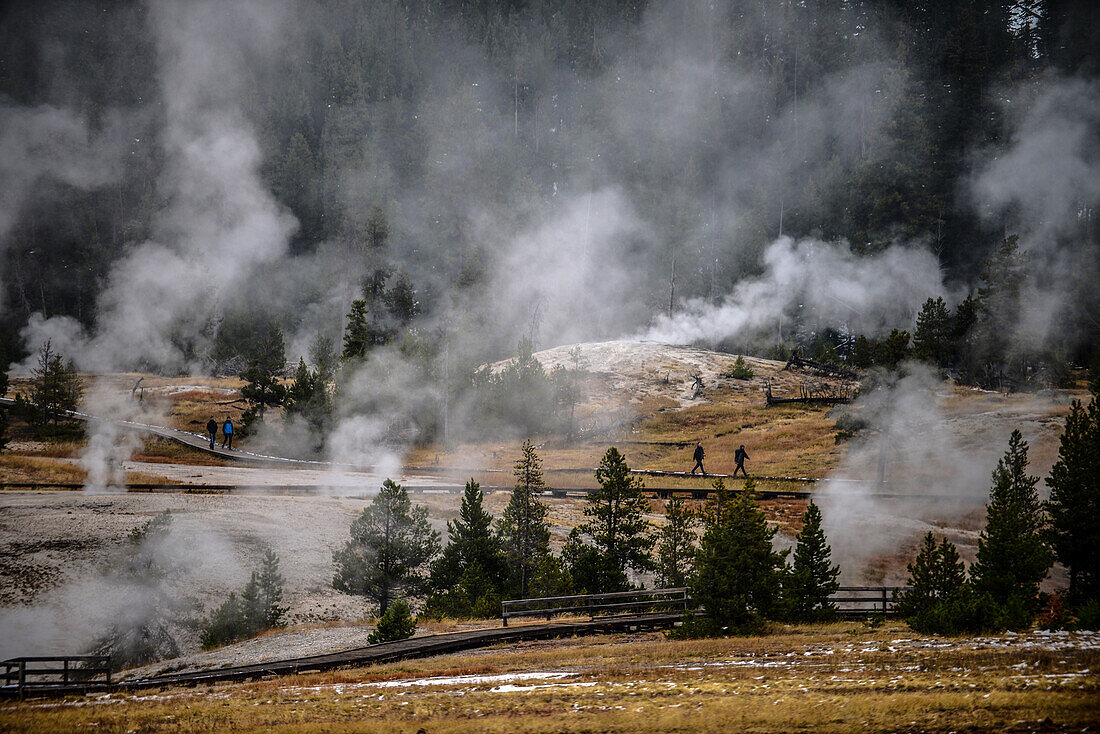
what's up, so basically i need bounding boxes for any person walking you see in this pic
[221,416,234,450]
[206,416,218,450]
[690,442,706,475]
[733,444,750,477]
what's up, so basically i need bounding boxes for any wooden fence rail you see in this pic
[502,586,910,625]
[502,588,691,626]
[831,586,909,617]
[1,656,111,698]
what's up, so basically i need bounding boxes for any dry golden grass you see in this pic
[3,623,1097,733]
[124,471,178,486]
[166,386,246,433]
[407,398,839,487]
[4,440,84,458]
[0,456,181,487]
[0,454,85,485]
[133,436,233,466]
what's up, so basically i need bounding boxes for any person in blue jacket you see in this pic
[221,416,234,450]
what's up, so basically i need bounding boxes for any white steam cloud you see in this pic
[18,0,301,498]
[22,0,297,373]
[969,76,1100,245]
[0,511,240,661]
[816,365,992,582]
[637,236,947,345]
[0,104,124,310]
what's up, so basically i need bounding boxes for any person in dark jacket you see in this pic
[733,444,750,477]
[221,416,234,450]
[206,417,218,449]
[690,442,706,475]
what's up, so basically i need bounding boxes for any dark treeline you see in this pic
[1,0,1097,368]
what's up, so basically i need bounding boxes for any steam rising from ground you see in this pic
[967,76,1100,351]
[22,0,296,373]
[638,237,947,345]
[79,386,163,493]
[0,104,124,307]
[0,511,240,661]
[816,364,1002,583]
[21,0,299,495]
[969,76,1100,246]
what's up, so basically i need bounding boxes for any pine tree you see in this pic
[496,338,556,436]
[570,447,654,593]
[785,501,840,622]
[29,340,83,426]
[367,598,416,643]
[970,431,1052,629]
[385,271,420,325]
[364,205,389,251]
[257,548,288,629]
[200,592,245,649]
[283,357,333,443]
[429,479,508,616]
[309,333,339,382]
[952,293,980,380]
[497,440,552,598]
[693,479,786,633]
[342,299,371,361]
[655,495,697,588]
[913,296,953,368]
[201,548,287,648]
[1046,398,1100,604]
[873,329,911,370]
[562,526,601,594]
[333,479,440,614]
[897,532,971,633]
[851,335,874,370]
[240,571,264,632]
[239,329,287,425]
[272,132,321,243]
[973,235,1030,386]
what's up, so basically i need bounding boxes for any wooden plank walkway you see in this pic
[2,585,908,699]
[0,613,682,699]
[0,398,960,500]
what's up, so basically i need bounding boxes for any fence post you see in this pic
[18,661,25,700]
[63,659,69,684]
[882,588,888,616]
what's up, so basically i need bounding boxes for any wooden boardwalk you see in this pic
[2,586,906,700]
[0,398,963,500]
[1,613,681,699]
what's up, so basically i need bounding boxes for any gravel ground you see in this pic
[0,490,461,660]
[0,488,600,664]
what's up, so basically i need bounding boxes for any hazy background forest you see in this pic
[1,0,1097,405]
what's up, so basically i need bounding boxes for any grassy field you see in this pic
[2,623,1097,733]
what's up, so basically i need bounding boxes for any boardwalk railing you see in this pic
[1,656,111,698]
[502,588,691,626]
[831,586,909,617]
[503,586,908,626]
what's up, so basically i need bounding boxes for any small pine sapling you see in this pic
[368,599,417,643]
